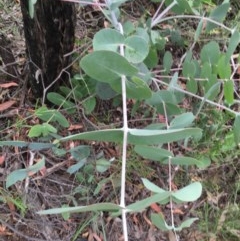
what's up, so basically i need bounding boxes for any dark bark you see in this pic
[20,0,76,98]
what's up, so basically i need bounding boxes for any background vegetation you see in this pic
[0,0,239,240]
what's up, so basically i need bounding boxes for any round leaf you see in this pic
[124,36,149,63]
[80,50,138,83]
[93,29,124,52]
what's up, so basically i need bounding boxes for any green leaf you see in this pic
[60,129,124,143]
[172,182,202,203]
[80,51,138,83]
[96,159,111,173]
[93,29,124,52]
[142,178,166,193]
[123,21,135,35]
[59,128,202,145]
[135,28,150,44]
[144,47,158,68]
[109,0,128,10]
[200,41,220,66]
[203,81,221,101]
[38,203,121,215]
[223,80,234,105]
[126,192,170,213]
[35,106,69,127]
[124,36,149,64]
[126,77,152,99]
[67,158,87,174]
[150,30,166,50]
[61,205,70,220]
[194,18,204,41]
[128,128,202,145]
[28,124,43,138]
[96,82,118,100]
[217,55,231,79]
[163,51,173,74]
[164,156,203,167]
[28,123,57,138]
[0,141,53,150]
[186,78,198,94]
[134,145,173,161]
[206,2,230,31]
[151,213,172,231]
[47,92,75,113]
[6,157,45,188]
[233,115,240,145]
[83,97,96,114]
[182,60,196,78]
[70,145,90,161]
[169,112,195,129]
[225,30,240,62]
[175,218,199,231]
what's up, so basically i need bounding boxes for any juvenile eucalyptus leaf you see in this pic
[144,47,158,68]
[125,192,170,213]
[206,2,230,31]
[28,123,57,138]
[28,124,43,138]
[142,178,166,193]
[134,145,173,161]
[125,77,152,99]
[124,36,149,63]
[35,106,69,127]
[109,0,128,10]
[174,218,199,231]
[151,213,172,231]
[223,80,234,105]
[217,55,231,79]
[169,112,195,129]
[96,82,118,100]
[233,115,240,145]
[200,41,220,66]
[93,29,124,52]
[80,51,138,83]
[164,156,203,167]
[38,203,121,215]
[182,60,196,78]
[135,28,150,44]
[225,30,240,62]
[128,128,202,145]
[83,97,96,114]
[67,158,87,174]
[60,129,124,143]
[96,159,111,173]
[194,18,204,41]
[163,51,173,74]
[172,182,202,203]
[186,78,198,94]
[6,157,45,188]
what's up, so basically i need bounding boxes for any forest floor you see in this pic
[0,0,240,241]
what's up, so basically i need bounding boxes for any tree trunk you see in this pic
[20,0,75,99]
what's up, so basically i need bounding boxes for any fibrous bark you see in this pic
[20,0,75,98]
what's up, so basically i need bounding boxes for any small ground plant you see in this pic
[1,0,240,240]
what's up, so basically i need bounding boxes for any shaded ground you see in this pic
[0,1,240,241]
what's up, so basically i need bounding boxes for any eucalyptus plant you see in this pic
[1,0,240,240]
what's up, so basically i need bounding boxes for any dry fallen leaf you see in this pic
[0,155,6,165]
[0,101,16,112]
[0,82,18,88]
[68,124,83,131]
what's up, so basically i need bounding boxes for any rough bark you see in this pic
[20,0,75,98]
